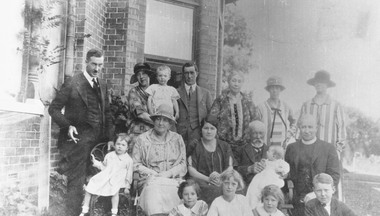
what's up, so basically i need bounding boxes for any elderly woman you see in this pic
[126,62,154,153]
[256,76,296,147]
[132,103,187,215]
[187,116,235,205]
[208,71,256,158]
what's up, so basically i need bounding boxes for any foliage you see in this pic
[345,106,380,158]
[110,92,131,134]
[0,182,38,216]
[18,0,69,73]
[223,5,254,81]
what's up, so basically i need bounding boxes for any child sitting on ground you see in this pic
[253,185,285,216]
[169,179,208,216]
[146,65,180,119]
[246,145,289,210]
[79,133,133,216]
[305,173,357,216]
[207,169,252,216]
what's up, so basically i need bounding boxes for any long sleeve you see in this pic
[326,144,341,187]
[166,136,187,178]
[48,77,73,128]
[132,137,158,177]
[335,104,346,145]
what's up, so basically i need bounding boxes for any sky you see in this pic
[234,0,380,120]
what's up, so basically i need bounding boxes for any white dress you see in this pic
[145,84,180,112]
[246,159,289,210]
[85,151,133,196]
[207,194,253,216]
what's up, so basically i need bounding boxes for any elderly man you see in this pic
[285,114,340,216]
[49,49,114,216]
[177,62,212,150]
[236,121,269,184]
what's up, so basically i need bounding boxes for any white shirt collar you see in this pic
[178,201,203,216]
[83,71,97,87]
[185,83,197,94]
[302,137,317,145]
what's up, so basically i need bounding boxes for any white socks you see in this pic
[111,208,118,215]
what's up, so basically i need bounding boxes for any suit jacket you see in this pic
[236,143,269,184]
[49,72,114,147]
[285,139,340,201]
[305,198,357,216]
[176,84,212,133]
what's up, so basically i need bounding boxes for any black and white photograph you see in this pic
[0,0,379,215]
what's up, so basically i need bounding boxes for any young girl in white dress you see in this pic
[79,134,133,216]
[146,65,180,119]
[253,185,285,216]
[246,145,289,210]
[207,169,252,216]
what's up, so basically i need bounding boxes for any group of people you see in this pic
[49,48,356,216]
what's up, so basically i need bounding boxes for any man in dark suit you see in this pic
[236,120,269,184]
[49,49,114,215]
[177,62,212,151]
[285,114,340,216]
[305,173,356,216]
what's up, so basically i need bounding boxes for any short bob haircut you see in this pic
[200,115,218,129]
[177,179,201,199]
[313,173,334,187]
[220,169,245,192]
[261,184,284,208]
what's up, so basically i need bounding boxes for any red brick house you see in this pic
[0,0,236,211]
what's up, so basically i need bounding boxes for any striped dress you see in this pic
[256,100,296,146]
[299,95,346,147]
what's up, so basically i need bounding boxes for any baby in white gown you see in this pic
[246,145,289,210]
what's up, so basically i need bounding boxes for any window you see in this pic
[144,0,195,61]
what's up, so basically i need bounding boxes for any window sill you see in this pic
[0,99,45,116]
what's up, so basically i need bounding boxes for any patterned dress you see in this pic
[132,129,187,215]
[208,90,256,157]
[127,85,153,154]
[145,84,180,112]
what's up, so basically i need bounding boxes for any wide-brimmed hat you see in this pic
[130,62,154,84]
[265,76,285,91]
[307,70,336,87]
[150,104,176,123]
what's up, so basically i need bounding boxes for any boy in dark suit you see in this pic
[305,173,356,216]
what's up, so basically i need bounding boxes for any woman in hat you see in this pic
[187,116,236,205]
[132,103,187,215]
[298,70,346,201]
[208,71,256,158]
[256,76,296,148]
[299,70,346,152]
[125,62,155,153]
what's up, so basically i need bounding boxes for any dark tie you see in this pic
[92,78,99,89]
[188,86,193,100]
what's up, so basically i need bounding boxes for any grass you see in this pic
[343,172,380,216]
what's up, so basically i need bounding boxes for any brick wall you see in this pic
[74,0,107,75]
[103,0,129,95]
[0,114,41,194]
[196,0,221,97]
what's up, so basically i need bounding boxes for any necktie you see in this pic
[188,86,193,100]
[92,78,99,89]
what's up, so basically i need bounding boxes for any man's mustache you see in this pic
[253,138,263,143]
